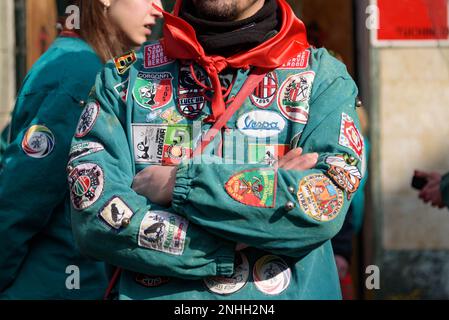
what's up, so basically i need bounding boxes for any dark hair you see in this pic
[64,0,130,63]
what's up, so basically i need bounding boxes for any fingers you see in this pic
[414,170,429,178]
[281,153,319,171]
[278,148,303,167]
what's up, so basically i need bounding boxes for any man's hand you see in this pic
[415,170,445,208]
[276,148,319,170]
[132,166,177,207]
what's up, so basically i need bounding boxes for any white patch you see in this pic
[339,113,364,160]
[253,255,292,295]
[138,211,188,255]
[99,197,134,230]
[277,71,315,124]
[204,252,249,295]
[21,125,55,158]
[75,101,100,138]
[132,124,167,164]
[237,110,286,138]
[68,163,104,211]
[68,142,104,162]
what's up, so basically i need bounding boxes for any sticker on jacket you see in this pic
[248,144,290,166]
[144,43,173,69]
[280,50,310,69]
[250,72,278,109]
[98,197,134,230]
[138,211,188,256]
[114,79,129,103]
[177,63,207,120]
[339,113,364,160]
[297,174,344,222]
[237,110,286,138]
[68,163,104,211]
[204,252,249,295]
[21,125,55,159]
[133,72,173,110]
[326,154,362,200]
[225,168,277,208]
[160,107,184,124]
[135,274,170,288]
[278,71,315,124]
[75,101,100,138]
[68,142,105,163]
[114,50,136,75]
[253,255,291,295]
[132,124,192,165]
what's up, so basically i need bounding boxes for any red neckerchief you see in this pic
[155,0,309,122]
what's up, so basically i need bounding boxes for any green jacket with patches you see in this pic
[68,38,364,300]
[0,36,108,299]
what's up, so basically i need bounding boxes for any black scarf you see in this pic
[180,0,280,57]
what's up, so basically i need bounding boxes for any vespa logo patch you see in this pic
[21,125,55,159]
[138,211,189,255]
[237,110,285,138]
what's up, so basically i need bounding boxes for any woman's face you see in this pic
[105,0,163,46]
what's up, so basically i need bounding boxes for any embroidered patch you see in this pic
[339,113,364,160]
[253,255,292,295]
[278,71,315,124]
[98,197,134,230]
[237,110,286,138]
[114,51,136,75]
[248,144,290,166]
[132,72,173,110]
[138,211,189,255]
[290,131,303,149]
[204,252,249,295]
[68,142,104,163]
[177,64,207,119]
[21,125,55,158]
[250,72,278,109]
[225,168,277,208]
[160,107,183,124]
[326,155,362,200]
[135,274,170,288]
[144,43,173,68]
[297,174,344,222]
[75,101,100,138]
[280,50,310,69]
[114,79,129,103]
[132,124,193,166]
[68,163,104,210]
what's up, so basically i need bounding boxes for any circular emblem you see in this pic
[277,71,315,124]
[297,174,344,222]
[253,255,291,295]
[75,101,100,138]
[68,163,104,210]
[133,72,173,110]
[204,252,249,295]
[250,72,278,109]
[21,125,55,158]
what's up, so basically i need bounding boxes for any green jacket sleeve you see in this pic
[172,75,364,259]
[0,89,85,290]
[69,62,235,280]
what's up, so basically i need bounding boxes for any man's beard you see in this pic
[192,0,239,21]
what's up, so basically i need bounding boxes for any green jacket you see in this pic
[68,40,364,300]
[0,36,108,299]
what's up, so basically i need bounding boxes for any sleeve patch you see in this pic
[297,174,344,222]
[75,101,100,138]
[326,154,362,200]
[338,113,364,160]
[138,211,188,256]
[68,163,104,211]
[21,125,55,158]
[98,196,134,230]
[69,142,105,163]
[225,168,277,208]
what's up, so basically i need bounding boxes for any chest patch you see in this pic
[237,110,285,138]
[132,72,173,111]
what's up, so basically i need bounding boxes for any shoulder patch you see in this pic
[114,51,137,75]
[144,43,173,68]
[132,71,173,110]
[21,125,55,158]
[280,50,310,69]
[250,71,278,109]
[339,113,364,160]
[326,154,362,200]
[75,101,100,138]
[68,163,104,211]
[69,142,104,163]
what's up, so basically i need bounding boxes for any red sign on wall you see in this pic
[372,0,449,46]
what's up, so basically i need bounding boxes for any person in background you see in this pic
[0,0,163,299]
[415,170,449,209]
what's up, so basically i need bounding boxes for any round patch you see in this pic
[277,71,315,124]
[250,72,278,109]
[75,101,100,138]
[204,252,249,295]
[253,255,291,295]
[297,174,344,222]
[68,163,104,210]
[21,125,55,158]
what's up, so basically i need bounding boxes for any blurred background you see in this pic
[1,0,449,300]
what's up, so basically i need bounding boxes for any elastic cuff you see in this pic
[215,245,236,277]
[172,162,193,214]
[440,172,449,207]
